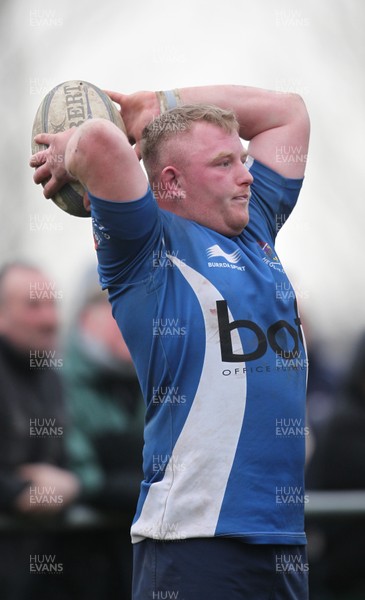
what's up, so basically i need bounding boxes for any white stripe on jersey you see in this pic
[131,256,247,542]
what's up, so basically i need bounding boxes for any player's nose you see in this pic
[237,163,254,186]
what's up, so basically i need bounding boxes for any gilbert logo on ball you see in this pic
[31,80,126,217]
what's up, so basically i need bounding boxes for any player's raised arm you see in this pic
[170,85,310,179]
[30,118,148,203]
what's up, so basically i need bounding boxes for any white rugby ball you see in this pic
[32,80,126,217]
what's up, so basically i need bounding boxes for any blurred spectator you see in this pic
[306,332,365,600]
[300,316,339,439]
[306,341,339,430]
[298,315,339,466]
[63,279,144,597]
[0,261,80,599]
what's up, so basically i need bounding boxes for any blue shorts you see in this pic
[132,538,309,600]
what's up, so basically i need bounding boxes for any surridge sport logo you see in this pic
[206,245,245,272]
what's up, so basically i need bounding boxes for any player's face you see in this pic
[172,122,253,237]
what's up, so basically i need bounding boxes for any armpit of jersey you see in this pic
[247,158,303,242]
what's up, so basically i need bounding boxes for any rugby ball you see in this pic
[32,80,126,217]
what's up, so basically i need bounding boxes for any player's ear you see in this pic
[157,166,184,203]
[160,166,181,186]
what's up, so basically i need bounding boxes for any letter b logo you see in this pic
[216,300,302,363]
[217,300,267,362]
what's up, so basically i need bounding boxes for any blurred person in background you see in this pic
[306,332,365,600]
[0,261,80,599]
[0,261,142,599]
[304,337,340,458]
[63,275,144,598]
[300,317,339,465]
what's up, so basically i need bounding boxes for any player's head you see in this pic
[0,262,59,353]
[141,104,239,182]
[141,104,253,237]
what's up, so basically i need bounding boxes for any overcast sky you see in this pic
[1,0,364,366]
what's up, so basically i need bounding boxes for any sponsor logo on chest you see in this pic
[206,244,245,272]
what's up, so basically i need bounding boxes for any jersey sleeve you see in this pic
[88,186,162,288]
[246,157,304,243]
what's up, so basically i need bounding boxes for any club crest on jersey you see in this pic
[206,245,245,272]
[257,240,284,273]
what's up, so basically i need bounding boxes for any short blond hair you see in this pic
[141,104,239,184]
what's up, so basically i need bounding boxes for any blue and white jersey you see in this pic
[90,157,308,545]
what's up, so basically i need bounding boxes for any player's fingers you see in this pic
[104,90,125,108]
[34,132,53,146]
[42,180,54,199]
[43,176,62,199]
[29,151,47,168]
[33,162,51,185]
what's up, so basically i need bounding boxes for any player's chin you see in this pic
[224,221,248,238]
[229,209,249,236]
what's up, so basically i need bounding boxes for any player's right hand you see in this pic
[30,128,77,198]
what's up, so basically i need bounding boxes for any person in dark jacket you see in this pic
[306,333,365,600]
[0,261,80,599]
